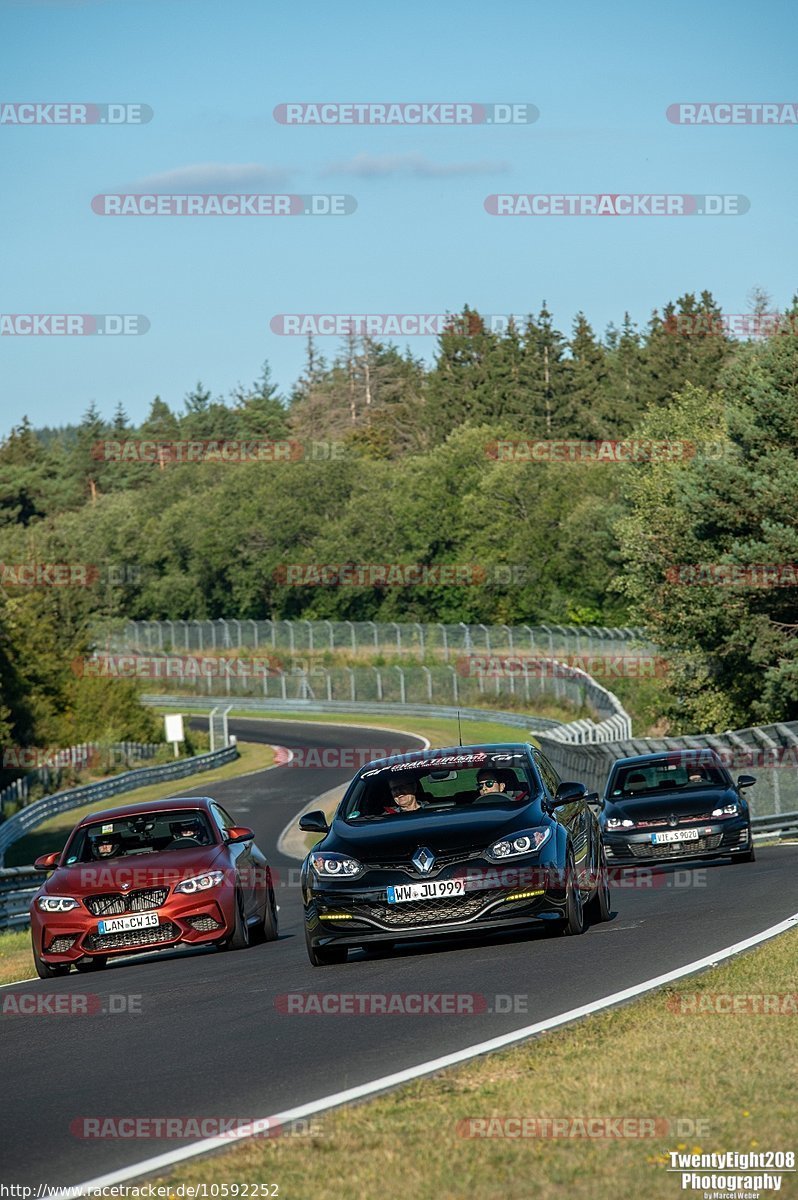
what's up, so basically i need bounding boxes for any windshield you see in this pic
[609,758,728,800]
[64,809,216,863]
[341,756,541,823]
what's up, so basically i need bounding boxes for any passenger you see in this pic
[476,770,507,796]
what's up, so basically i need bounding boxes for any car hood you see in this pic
[327,802,544,858]
[603,786,738,823]
[42,846,227,894]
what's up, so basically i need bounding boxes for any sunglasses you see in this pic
[477,779,499,789]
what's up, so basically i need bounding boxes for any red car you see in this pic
[30,796,278,978]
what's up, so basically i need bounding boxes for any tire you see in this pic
[305,923,347,966]
[75,956,108,972]
[563,849,586,935]
[732,846,756,864]
[585,850,612,924]
[219,890,250,951]
[32,941,71,979]
[252,888,279,944]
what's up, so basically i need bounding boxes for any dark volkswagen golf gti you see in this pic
[601,749,756,867]
[299,743,611,965]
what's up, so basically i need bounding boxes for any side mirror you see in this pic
[551,781,588,808]
[737,775,756,790]
[34,851,61,871]
[298,810,329,834]
[585,791,604,810]
[226,825,255,844]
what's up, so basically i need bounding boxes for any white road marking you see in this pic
[69,909,798,1193]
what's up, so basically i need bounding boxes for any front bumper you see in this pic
[31,889,235,962]
[603,820,751,865]
[303,860,569,948]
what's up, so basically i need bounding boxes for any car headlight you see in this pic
[36,896,80,913]
[486,828,551,860]
[175,870,225,895]
[310,853,363,878]
[606,818,635,830]
[711,804,738,817]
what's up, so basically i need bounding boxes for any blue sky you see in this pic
[1,0,796,434]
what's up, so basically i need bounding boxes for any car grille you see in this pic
[84,888,169,916]
[47,935,77,953]
[84,921,180,952]
[626,833,723,859]
[362,849,483,875]
[352,887,508,928]
[185,915,224,932]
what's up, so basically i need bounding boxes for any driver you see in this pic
[90,834,121,860]
[171,818,206,844]
[384,777,424,814]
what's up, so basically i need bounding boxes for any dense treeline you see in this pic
[1,290,797,735]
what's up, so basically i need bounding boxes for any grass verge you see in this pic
[4,741,276,868]
[0,929,36,985]
[154,926,798,1200]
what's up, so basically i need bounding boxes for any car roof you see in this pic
[609,750,722,770]
[77,796,216,826]
[359,742,534,771]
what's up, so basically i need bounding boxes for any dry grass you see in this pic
[154,928,798,1200]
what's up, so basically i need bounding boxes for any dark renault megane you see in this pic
[601,749,756,866]
[299,743,611,965]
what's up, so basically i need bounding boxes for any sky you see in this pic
[1,0,797,435]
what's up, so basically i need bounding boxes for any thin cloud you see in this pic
[321,153,509,179]
[124,163,291,193]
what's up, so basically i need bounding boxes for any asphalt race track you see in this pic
[2,716,797,1186]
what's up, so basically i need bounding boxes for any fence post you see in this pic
[422,665,433,702]
[374,667,383,702]
[449,666,459,705]
[394,666,406,704]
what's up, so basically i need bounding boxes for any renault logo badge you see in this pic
[412,847,435,874]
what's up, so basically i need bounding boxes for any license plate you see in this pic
[651,829,700,845]
[386,880,465,904]
[97,912,159,934]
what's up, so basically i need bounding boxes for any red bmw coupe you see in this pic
[30,796,278,977]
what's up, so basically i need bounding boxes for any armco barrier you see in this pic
[0,743,239,866]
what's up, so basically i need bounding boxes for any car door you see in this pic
[211,802,257,919]
[536,751,591,881]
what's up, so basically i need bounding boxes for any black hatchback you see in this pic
[601,749,756,866]
[299,743,611,965]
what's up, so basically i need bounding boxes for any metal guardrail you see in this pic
[4,811,796,932]
[0,741,163,817]
[0,743,239,867]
